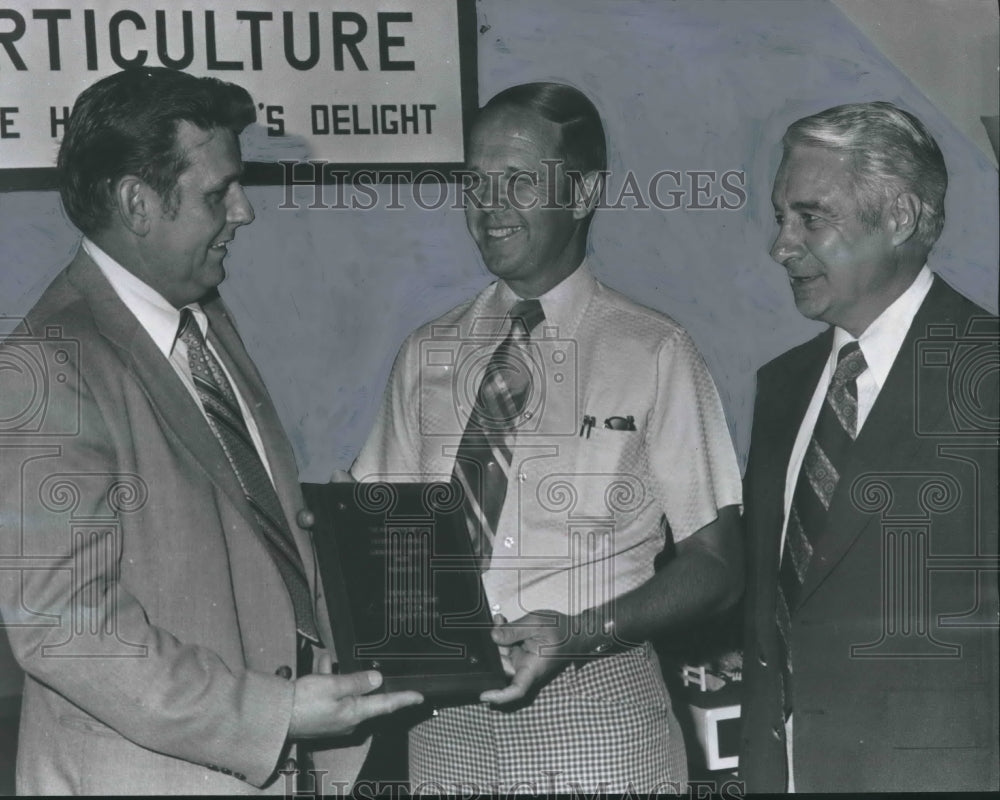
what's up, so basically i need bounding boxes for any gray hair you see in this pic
[783,101,947,251]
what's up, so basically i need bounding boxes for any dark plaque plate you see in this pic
[301,481,506,705]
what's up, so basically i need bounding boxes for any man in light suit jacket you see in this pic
[739,101,999,792]
[0,68,421,795]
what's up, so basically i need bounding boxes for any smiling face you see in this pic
[464,107,589,298]
[136,122,254,307]
[770,145,915,337]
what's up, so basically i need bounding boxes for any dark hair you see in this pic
[478,82,608,174]
[783,101,947,250]
[57,67,256,235]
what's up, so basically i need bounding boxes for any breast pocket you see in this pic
[529,426,649,520]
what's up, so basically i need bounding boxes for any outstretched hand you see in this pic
[289,660,423,739]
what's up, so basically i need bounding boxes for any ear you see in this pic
[886,191,921,247]
[571,170,604,221]
[113,175,153,236]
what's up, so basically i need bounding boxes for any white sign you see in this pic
[0,0,475,180]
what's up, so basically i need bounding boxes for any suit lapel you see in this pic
[751,333,832,603]
[202,298,316,587]
[66,252,284,555]
[798,278,954,605]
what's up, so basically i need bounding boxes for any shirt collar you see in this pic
[832,264,934,389]
[83,238,207,357]
[494,260,597,338]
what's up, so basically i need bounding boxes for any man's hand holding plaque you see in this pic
[303,482,507,706]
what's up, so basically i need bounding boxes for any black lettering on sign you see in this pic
[0,9,420,73]
[237,10,273,71]
[109,10,146,68]
[332,12,367,71]
[0,10,28,70]
[50,105,70,138]
[32,9,71,71]
[378,12,413,71]
[311,105,329,136]
[0,106,19,138]
[307,104,438,135]
[266,105,285,137]
[284,10,319,71]
[84,9,98,69]
[156,10,194,70]
[332,105,350,135]
[205,10,241,70]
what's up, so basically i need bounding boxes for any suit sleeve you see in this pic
[0,344,294,788]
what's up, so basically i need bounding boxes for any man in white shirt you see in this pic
[739,101,999,793]
[0,68,421,795]
[353,82,744,793]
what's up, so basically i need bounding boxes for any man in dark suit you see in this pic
[0,68,421,794]
[739,101,999,792]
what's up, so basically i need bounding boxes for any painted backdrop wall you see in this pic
[1,0,997,699]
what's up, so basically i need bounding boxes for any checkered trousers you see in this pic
[408,646,687,794]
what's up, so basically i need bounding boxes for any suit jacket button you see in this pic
[220,767,232,776]
[282,757,298,773]
[297,509,315,529]
[234,773,246,781]
[772,726,783,740]
[275,665,293,680]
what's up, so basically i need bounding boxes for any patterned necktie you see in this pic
[777,340,867,715]
[178,309,319,643]
[452,299,545,569]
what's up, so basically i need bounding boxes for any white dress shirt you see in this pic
[83,237,275,482]
[778,264,934,790]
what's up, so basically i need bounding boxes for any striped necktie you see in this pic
[777,340,867,716]
[451,299,545,569]
[178,309,319,643]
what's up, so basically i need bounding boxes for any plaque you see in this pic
[301,481,507,705]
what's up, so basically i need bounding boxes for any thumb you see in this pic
[333,670,383,698]
[491,622,524,646]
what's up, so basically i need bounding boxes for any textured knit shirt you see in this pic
[353,262,742,622]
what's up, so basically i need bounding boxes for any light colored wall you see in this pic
[834,0,1000,166]
[1,0,998,697]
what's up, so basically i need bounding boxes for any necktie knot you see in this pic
[177,307,205,349]
[832,341,867,387]
[508,299,545,339]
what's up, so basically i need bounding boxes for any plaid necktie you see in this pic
[452,299,545,569]
[178,309,319,643]
[777,340,867,716]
